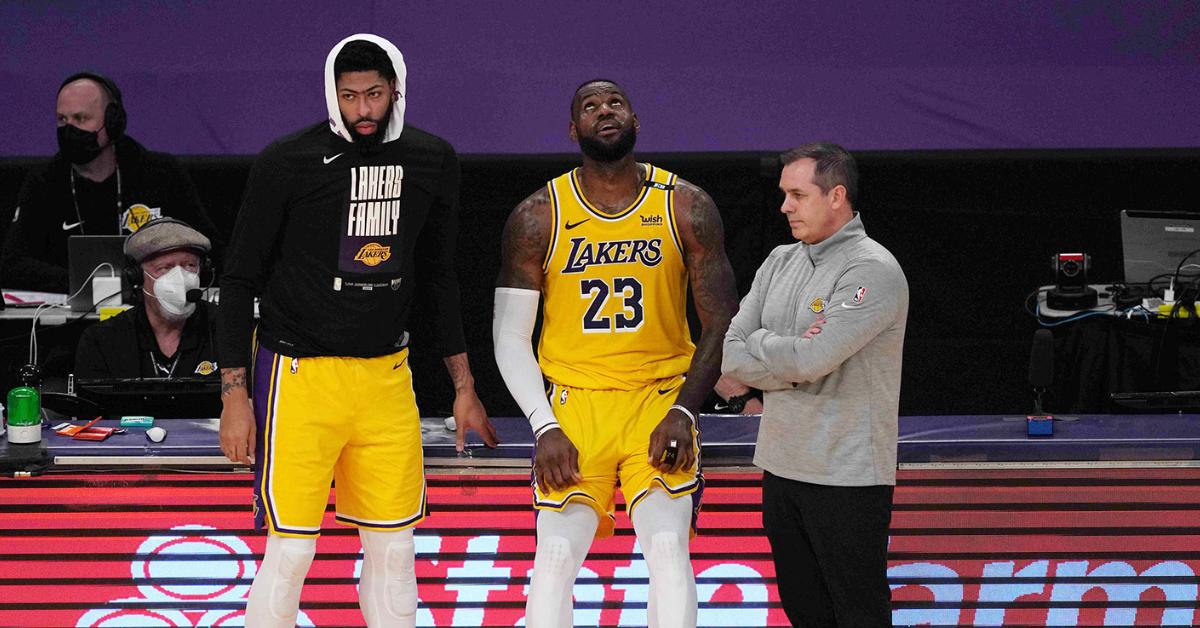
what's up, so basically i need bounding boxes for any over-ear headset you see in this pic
[121,217,214,297]
[58,71,127,141]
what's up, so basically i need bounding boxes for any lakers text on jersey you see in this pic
[539,164,694,390]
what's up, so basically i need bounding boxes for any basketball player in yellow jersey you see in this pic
[493,80,738,628]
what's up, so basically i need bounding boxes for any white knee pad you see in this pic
[648,531,688,588]
[534,535,577,581]
[632,490,697,628]
[527,504,598,628]
[359,528,417,628]
[246,534,317,628]
[528,536,581,628]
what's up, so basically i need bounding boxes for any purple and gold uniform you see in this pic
[221,116,464,537]
[251,346,424,536]
[534,164,702,536]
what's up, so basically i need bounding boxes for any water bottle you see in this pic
[5,386,41,444]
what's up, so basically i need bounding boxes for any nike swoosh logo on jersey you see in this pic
[658,385,680,395]
[565,219,591,230]
[62,220,84,231]
[840,302,865,309]
[323,153,345,164]
[393,357,408,370]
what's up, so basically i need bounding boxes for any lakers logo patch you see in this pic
[194,360,218,376]
[354,242,392,267]
[809,297,826,313]
[121,204,162,233]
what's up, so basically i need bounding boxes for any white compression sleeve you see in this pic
[245,534,317,628]
[493,287,560,439]
[526,503,600,628]
[358,528,417,628]
[631,489,697,628]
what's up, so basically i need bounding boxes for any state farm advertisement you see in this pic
[0,469,1196,626]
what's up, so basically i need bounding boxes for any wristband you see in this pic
[533,423,561,441]
[670,404,696,426]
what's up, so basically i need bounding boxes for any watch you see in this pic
[717,391,755,414]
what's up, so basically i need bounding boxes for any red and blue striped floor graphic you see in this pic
[2,468,1200,626]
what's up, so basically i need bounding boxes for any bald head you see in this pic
[56,78,110,133]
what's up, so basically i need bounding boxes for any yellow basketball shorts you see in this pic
[533,374,703,538]
[251,344,426,537]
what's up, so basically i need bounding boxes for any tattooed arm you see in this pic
[443,352,498,451]
[495,189,582,490]
[218,367,254,464]
[648,179,740,473]
[497,188,552,291]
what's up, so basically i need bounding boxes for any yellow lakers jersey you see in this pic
[539,164,694,390]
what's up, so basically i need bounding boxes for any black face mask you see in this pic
[56,124,107,165]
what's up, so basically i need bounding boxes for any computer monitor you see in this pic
[67,235,127,311]
[73,377,221,418]
[1121,210,1200,286]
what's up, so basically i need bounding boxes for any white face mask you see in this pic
[145,265,200,320]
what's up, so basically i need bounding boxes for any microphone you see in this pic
[186,289,203,303]
[1027,329,1055,435]
[1028,329,1054,389]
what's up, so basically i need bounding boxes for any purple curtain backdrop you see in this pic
[2,1,1198,155]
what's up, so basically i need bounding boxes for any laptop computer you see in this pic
[1111,390,1200,412]
[1121,210,1200,287]
[67,235,127,312]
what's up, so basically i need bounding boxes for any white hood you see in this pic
[324,33,407,144]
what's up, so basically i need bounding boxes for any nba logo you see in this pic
[853,286,867,305]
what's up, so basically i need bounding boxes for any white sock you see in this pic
[245,534,317,628]
[358,528,417,628]
[631,490,697,628]
[526,504,599,628]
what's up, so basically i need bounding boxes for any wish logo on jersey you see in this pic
[561,236,663,274]
[339,164,404,275]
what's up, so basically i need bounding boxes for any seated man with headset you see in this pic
[75,218,218,378]
[1,71,221,292]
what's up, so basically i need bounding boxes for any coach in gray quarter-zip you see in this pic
[722,142,908,628]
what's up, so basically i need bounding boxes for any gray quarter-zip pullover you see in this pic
[722,213,908,486]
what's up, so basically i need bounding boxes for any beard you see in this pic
[579,125,637,162]
[344,103,393,151]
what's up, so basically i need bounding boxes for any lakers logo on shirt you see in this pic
[561,237,663,274]
[194,360,218,376]
[121,204,162,233]
[339,164,405,276]
[354,242,392,267]
[809,297,826,313]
